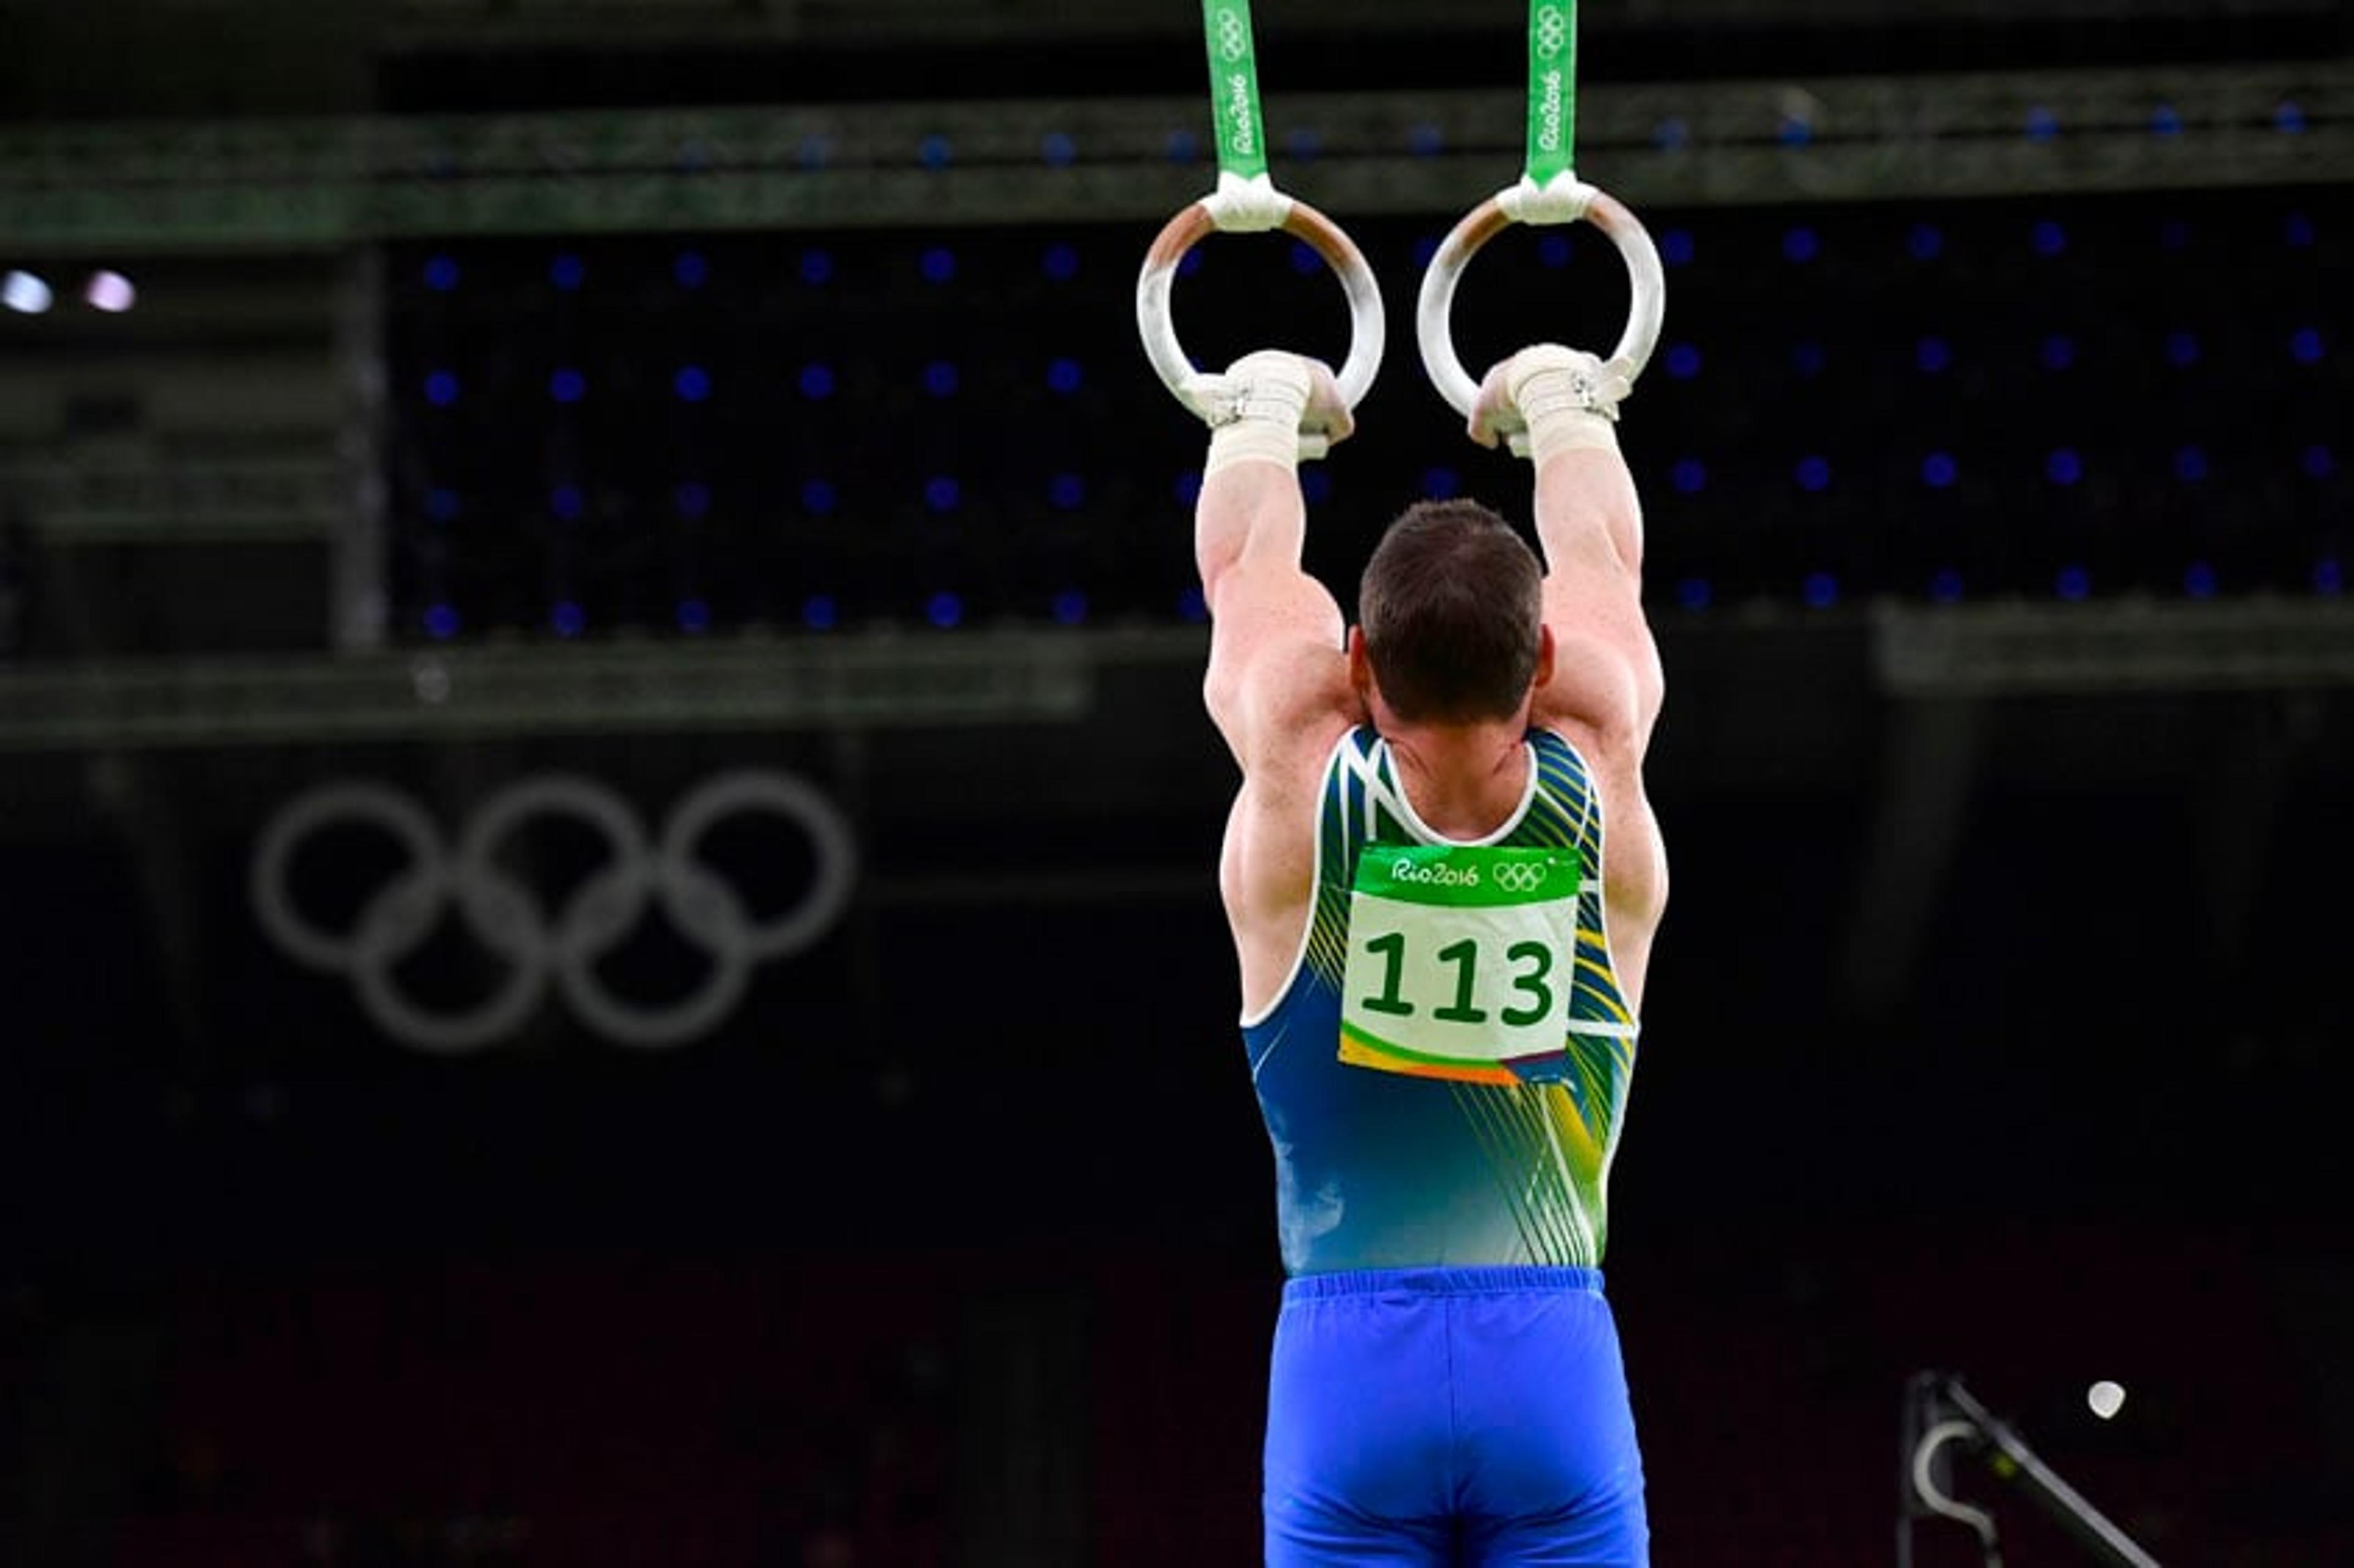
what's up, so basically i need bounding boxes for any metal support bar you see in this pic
[332,245,389,648]
[0,63,2343,251]
[4,604,2350,752]
[0,452,341,544]
[1935,1376,2165,1567]
[0,631,1100,750]
[1876,601,2354,696]
[377,0,2351,51]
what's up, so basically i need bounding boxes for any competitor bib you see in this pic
[1338,842,1582,1085]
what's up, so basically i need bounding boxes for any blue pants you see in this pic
[1263,1267,1648,1567]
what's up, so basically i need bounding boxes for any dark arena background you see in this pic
[2,1,2351,1563]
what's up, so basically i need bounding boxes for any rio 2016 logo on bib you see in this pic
[1338,842,1581,1085]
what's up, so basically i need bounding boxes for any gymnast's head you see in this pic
[1350,498,1555,731]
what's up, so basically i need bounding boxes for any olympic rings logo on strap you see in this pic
[1533,5,1569,59]
[1214,7,1250,61]
[1493,862,1551,894]
[250,771,857,1055]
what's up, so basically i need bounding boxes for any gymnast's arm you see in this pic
[1472,347,1669,997]
[1195,352,1362,781]
[1194,354,1363,991]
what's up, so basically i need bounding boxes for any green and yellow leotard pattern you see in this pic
[1241,726,1640,1275]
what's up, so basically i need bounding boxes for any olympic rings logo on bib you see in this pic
[250,771,856,1055]
[1493,862,1549,894]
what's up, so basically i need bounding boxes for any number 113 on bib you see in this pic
[1337,843,1582,1086]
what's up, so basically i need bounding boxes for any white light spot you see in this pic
[85,270,135,313]
[3,271,53,314]
[409,657,451,706]
[2087,1380,2126,1420]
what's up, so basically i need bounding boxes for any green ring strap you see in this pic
[1201,0,1272,183]
[1525,0,1578,185]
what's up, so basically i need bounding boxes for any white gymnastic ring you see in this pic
[1136,194,1385,460]
[1417,181,1665,422]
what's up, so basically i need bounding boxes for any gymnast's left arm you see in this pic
[1192,352,1362,779]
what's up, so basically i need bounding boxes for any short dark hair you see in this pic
[1357,498,1544,724]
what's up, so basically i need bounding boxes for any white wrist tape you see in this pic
[1504,343,1627,464]
[1205,417,1305,475]
[1200,351,1312,476]
[1525,407,1620,465]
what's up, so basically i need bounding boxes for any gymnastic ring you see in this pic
[1417,181,1664,445]
[1135,195,1385,461]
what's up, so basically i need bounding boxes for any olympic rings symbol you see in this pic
[1215,8,1250,61]
[1493,862,1550,894]
[250,771,858,1055]
[1534,5,1569,59]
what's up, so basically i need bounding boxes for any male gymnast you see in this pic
[1189,343,1669,1566]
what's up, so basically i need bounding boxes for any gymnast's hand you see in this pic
[1290,355,1356,451]
[1468,343,1629,453]
[1195,350,1355,460]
